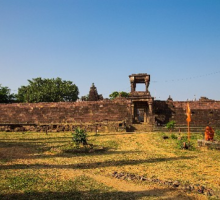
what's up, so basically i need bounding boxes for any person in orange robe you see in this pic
[205,124,214,141]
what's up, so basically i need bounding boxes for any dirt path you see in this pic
[57,169,204,200]
[85,172,203,200]
[87,172,148,192]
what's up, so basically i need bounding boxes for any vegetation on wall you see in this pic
[16,77,79,103]
[109,91,129,99]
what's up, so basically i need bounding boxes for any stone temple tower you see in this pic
[88,83,103,101]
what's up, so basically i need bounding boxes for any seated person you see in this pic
[205,124,214,141]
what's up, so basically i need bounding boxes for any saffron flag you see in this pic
[186,103,191,123]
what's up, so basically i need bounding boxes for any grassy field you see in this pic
[0,130,220,199]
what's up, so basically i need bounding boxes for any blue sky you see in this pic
[0,0,220,100]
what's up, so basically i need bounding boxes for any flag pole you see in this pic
[188,121,190,142]
[186,102,191,143]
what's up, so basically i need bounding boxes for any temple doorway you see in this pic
[132,101,151,124]
[128,73,154,125]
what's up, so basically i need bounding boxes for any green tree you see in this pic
[81,94,89,101]
[109,91,129,99]
[16,77,79,103]
[0,85,15,103]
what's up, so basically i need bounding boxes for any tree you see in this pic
[81,94,89,101]
[109,91,129,99]
[16,77,79,103]
[0,85,15,103]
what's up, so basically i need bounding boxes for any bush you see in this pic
[215,130,220,141]
[166,120,176,132]
[171,133,178,140]
[176,136,195,150]
[72,128,88,147]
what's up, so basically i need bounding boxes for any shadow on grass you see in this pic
[0,139,143,160]
[0,188,194,200]
[90,132,134,137]
[0,138,148,163]
[0,140,69,148]
[0,141,68,161]
[0,141,68,153]
[0,156,196,170]
[0,137,72,141]
[36,150,143,159]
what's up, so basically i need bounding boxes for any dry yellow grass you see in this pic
[0,131,220,199]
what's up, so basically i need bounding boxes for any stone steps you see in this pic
[127,124,154,132]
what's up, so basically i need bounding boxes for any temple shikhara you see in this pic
[0,73,220,132]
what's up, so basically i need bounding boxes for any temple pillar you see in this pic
[134,105,138,122]
[148,102,153,114]
[145,76,150,93]
[131,104,135,123]
[130,82,136,92]
[145,81,149,93]
[144,107,147,123]
[130,76,136,92]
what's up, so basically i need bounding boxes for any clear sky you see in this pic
[0,0,220,101]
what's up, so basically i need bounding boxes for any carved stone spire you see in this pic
[88,83,99,101]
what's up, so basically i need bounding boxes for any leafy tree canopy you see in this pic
[0,84,15,103]
[109,91,129,99]
[17,77,79,103]
[81,94,89,101]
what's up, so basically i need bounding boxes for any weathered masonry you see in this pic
[128,74,154,131]
[0,100,131,132]
[0,73,220,132]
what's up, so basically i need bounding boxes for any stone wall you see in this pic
[154,100,220,130]
[0,99,131,132]
[1,98,220,132]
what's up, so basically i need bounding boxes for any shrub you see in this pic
[171,133,178,140]
[176,136,195,150]
[215,130,220,141]
[166,120,176,132]
[72,128,88,147]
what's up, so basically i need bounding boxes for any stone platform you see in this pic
[126,124,154,132]
[197,139,220,150]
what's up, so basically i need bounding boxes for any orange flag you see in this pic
[186,103,191,123]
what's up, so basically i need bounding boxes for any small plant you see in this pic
[215,130,220,141]
[176,136,195,150]
[161,132,169,139]
[171,133,178,140]
[72,127,88,147]
[166,120,176,132]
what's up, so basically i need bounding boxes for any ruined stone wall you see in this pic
[0,99,131,132]
[154,100,220,129]
[1,98,220,132]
